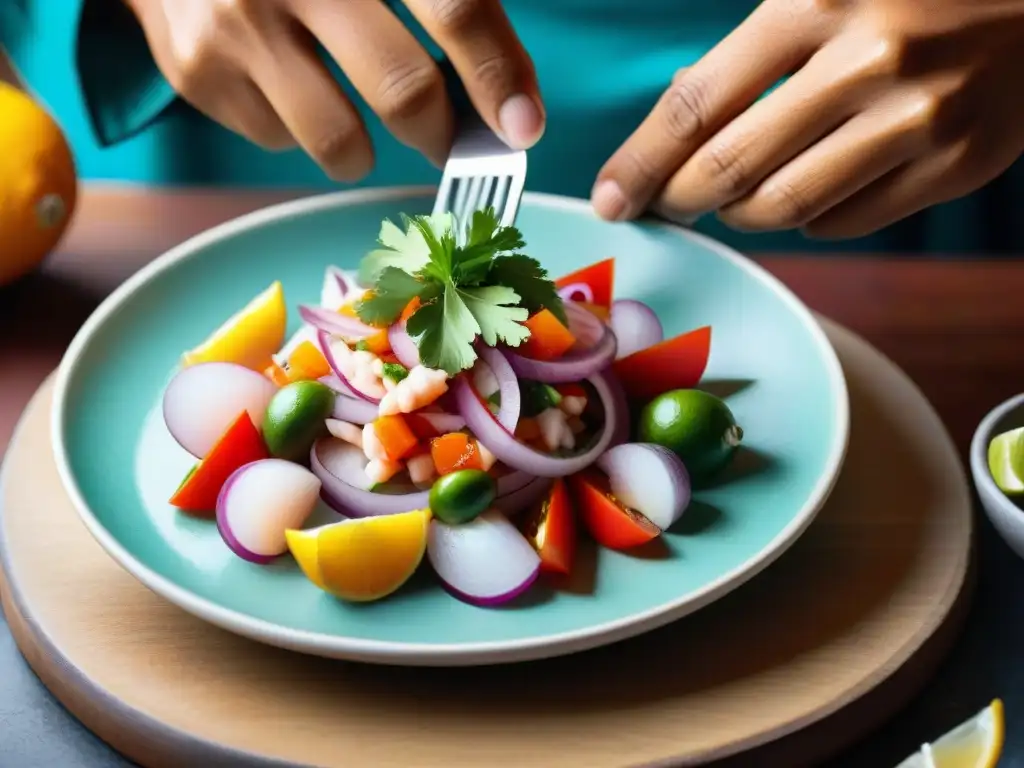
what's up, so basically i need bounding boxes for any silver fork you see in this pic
[431,68,527,230]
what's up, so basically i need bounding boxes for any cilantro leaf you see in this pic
[457,285,530,348]
[358,213,455,285]
[382,362,409,383]
[488,254,566,324]
[354,267,425,326]
[406,283,480,375]
[413,215,459,284]
[453,208,526,285]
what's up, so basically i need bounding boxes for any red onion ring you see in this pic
[505,302,617,384]
[388,321,421,368]
[477,346,521,432]
[330,393,378,425]
[318,373,358,399]
[493,476,553,517]
[415,412,467,433]
[454,369,621,478]
[317,330,381,404]
[604,367,632,447]
[311,438,537,518]
[557,282,594,304]
[610,299,664,359]
[300,304,377,338]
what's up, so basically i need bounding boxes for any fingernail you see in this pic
[498,94,544,150]
[591,180,628,221]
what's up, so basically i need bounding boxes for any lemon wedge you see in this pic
[896,699,1004,768]
[182,281,287,371]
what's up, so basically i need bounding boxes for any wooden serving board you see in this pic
[0,319,974,768]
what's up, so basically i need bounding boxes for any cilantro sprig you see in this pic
[354,208,565,375]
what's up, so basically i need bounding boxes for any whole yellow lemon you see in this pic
[0,82,78,287]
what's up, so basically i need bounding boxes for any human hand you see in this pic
[593,0,1024,238]
[126,0,544,179]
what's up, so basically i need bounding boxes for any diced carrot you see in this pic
[264,361,291,388]
[430,432,484,475]
[287,340,331,381]
[515,418,541,442]
[519,309,577,361]
[372,415,419,461]
[400,296,422,323]
[555,383,587,399]
[169,412,269,514]
[364,329,392,356]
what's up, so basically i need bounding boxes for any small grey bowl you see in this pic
[971,392,1024,560]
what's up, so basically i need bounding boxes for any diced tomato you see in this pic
[612,325,711,401]
[286,340,331,381]
[555,383,587,400]
[364,329,392,356]
[264,361,291,387]
[372,414,419,461]
[169,412,269,514]
[431,432,484,475]
[521,479,577,576]
[568,469,661,550]
[555,258,615,308]
[406,414,442,440]
[519,309,577,361]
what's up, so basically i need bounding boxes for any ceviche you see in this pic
[161,209,743,607]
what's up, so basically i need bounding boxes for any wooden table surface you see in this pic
[2,187,1024,767]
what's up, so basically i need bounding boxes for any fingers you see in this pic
[189,73,296,151]
[295,1,452,166]
[402,0,544,149]
[249,25,374,181]
[717,94,927,232]
[658,45,863,218]
[592,2,826,221]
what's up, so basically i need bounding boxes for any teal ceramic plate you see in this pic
[53,189,848,666]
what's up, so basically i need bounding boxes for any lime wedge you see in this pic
[895,699,1003,768]
[988,427,1024,496]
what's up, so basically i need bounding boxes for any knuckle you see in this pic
[698,141,752,198]
[376,61,445,122]
[616,147,665,193]
[470,52,516,93]
[760,179,814,228]
[429,0,485,33]
[856,34,909,81]
[661,75,711,143]
[309,125,364,172]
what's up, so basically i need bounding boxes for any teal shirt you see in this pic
[2,0,1020,253]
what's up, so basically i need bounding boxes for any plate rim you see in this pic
[50,186,850,666]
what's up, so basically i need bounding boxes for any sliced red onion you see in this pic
[320,266,353,310]
[603,366,632,447]
[216,459,322,564]
[311,438,536,518]
[300,304,377,339]
[477,347,520,432]
[505,302,617,384]
[493,476,553,517]
[557,282,595,304]
[317,330,382,404]
[318,373,358,399]
[163,362,278,458]
[331,393,378,425]
[455,369,620,478]
[610,299,664,359]
[388,321,421,368]
[427,510,540,607]
[596,443,691,530]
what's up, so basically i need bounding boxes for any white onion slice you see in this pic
[596,443,691,530]
[388,321,421,368]
[505,302,617,384]
[427,510,540,606]
[330,393,378,425]
[163,362,278,458]
[217,459,321,564]
[455,369,622,478]
[610,299,664,359]
[320,266,353,310]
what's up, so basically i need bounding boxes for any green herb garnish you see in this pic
[355,208,565,375]
[354,339,370,352]
[382,362,409,383]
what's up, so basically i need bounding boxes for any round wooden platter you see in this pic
[0,319,974,768]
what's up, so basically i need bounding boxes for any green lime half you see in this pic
[262,380,336,462]
[638,388,743,482]
[987,426,1024,497]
